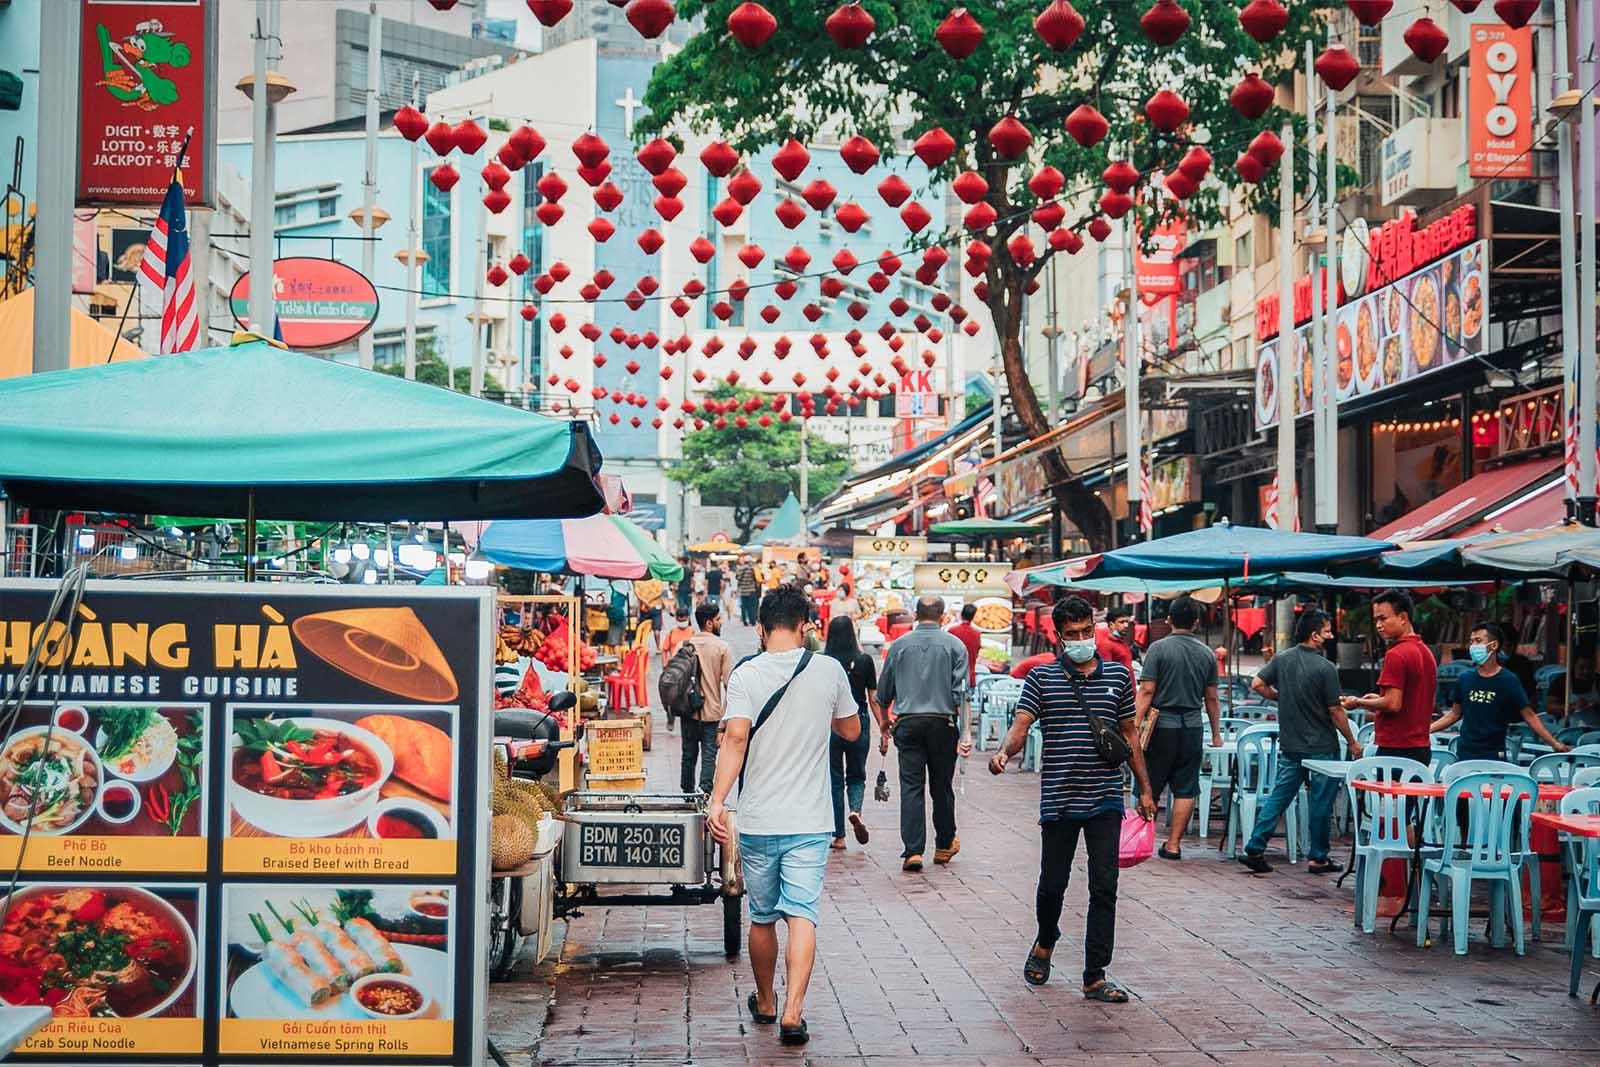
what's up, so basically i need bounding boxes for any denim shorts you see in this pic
[739,832,831,927]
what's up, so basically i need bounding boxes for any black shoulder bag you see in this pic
[738,650,813,790]
[1059,655,1133,768]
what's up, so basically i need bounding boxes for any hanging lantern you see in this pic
[877,174,912,207]
[832,249,859,275]
[1178,145,1212,182]
[735,244,764,269]
[487,264,509,287]
[1246,129,1284,167]
[1448,0,1484,10]
[784,246,811,272]
[638,276,660,297]
[1144,89,1189,133]
[528,0,574,27]
[497,143,525,171]
[428,162,459,191]
[587,217,615,242]
[899,201,932,232]
[577,161,612,187]
[549,262,571,283]
[1098,190,1133,219]
[1140,0,1189,46]
[801,178,837,211]
[626,0,676,39]
[727,169,762,204]
[1102,159,1140,194]
[652,167,688,198]
[638,228,665,254]
[533,274,555,295]
[727,2,778,48]
[839,135,880,174]
[825,2,875,49]
[654,195,685,220]
[1230,72,1275,119]
[689,236,716,263]
[700,141,740,177]
[481,161,511,190]
[594,182,624,212]
[1007,233,1036,268]
[711,197,743,226]
[952,170,989,204]
[508,252,532,275]
[453,119,487,155]
[1492,0,1537,28]
[636,137,676,175]
[772,139,811,182]
[1164,170,1198,200]
[1029,165,1065,199]
[534,204,562,229]
[835,202,870,232]
[987,116,1033,160]
[1064,103,1109,147]
[936,8,985,60]
[510,125,546,162]
[393,105,428,141]
[424,121,455,155]
[1315,44,1361,91]
[1238,0,1288,44]
[1234,152,1266,183]
[1034,0,1085,51]
[913,127,957,167]
[536,171,568,203]
[572,132,609,168]
[1049,229,1084,254]
[964,201,997,231]
[623,290,645,311]
[1087,217,1113,242]
[1345,0,1393,26]
[1032,202,1066,230]
[548,312,567,333]
[1403,17,1448,63]
[775,198,807,228]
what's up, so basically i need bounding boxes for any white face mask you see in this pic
[1062,638,1097,664]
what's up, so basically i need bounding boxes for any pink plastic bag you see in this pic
[1118,810,1154,868]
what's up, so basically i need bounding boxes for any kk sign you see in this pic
[1468,23,1533,180]
[895,369,937,418]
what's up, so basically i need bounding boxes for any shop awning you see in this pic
[1457,474,1566,536]
[928,517,1038,538]
[1461,524,1600,576]
[0,288,147,378]
[1370,455,1560,542]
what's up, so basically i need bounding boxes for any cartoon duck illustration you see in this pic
[95,18,191,111]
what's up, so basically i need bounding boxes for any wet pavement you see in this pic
[489,616,1600,1065]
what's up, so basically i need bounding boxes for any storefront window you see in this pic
[1368,415,1462,528]
[421,165,452,299]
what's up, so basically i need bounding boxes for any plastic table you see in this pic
[1303,758,1353,779]
[0,1007,51,1058]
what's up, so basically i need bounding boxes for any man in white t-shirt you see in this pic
[708,584,859,1048]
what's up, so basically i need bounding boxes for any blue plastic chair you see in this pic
[1355,721,1376,750]
[1224,724,1293,860]
[1347,756,1432,933]
[1020,721,1043,772]
[1557,726,1589,746]
[1429,749,1457,779]
[1572,767,1600,788]
[976,677,1022,751]
[1436,661,1473,708]
[1530,752,1600,786]
[1417,771,1538,955]
[1580,731,1600,748]
[1535,664,1566,717]
[1559,786,1600,985]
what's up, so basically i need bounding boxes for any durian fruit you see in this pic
[491,812,536,869]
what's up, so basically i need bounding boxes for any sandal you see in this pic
[830,837,846,851]
[1023,943,1052,986]
[1082,979,1129,1003]
[779,1019,809,1045]
[746,992,776,1024]
[1157,845,1182,861]
[1307,859,1338,875]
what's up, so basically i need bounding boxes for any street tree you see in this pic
[377,339,502,394]
[667,385,850,542]
[643,0,1335,548]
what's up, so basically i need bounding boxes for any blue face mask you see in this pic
[1468,643,1493,666]
[1062,638,1097,664]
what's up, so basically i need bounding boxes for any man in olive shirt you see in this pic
[1134,596,1220,860]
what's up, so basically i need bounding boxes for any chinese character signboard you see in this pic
[1468,23,1534,180]
[77,1,217,206]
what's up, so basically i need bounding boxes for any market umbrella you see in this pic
[0,338,604,521]
[1461,523,1600,576]
[1081,520,1395,581]
[749,492,805,547]
[929,517,1039,538]
[687,536,743,553]
[479,514,684,581]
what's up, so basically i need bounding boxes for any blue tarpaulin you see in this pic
[1084,521,1394,581]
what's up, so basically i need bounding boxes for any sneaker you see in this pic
[933,837,961,865]
[1238,853,1273,874]
[902,854,924,872]
[830,837,846,851]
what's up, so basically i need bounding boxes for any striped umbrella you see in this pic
[479,514,684,581]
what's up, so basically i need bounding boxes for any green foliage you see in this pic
[667,385,849,541]
[376,338,502,393]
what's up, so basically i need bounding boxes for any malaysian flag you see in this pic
[1566,381,1581,497]
[974,476,995,518]
[137,133,199,354]
[1138,456,1153,538]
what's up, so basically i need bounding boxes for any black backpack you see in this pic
[658,643,704,719]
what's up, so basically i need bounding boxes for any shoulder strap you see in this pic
[738,650,813,791]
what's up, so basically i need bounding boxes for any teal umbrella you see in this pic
[750,492,805,546]
[0,338,603,521]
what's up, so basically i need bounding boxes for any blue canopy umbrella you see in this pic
[1082,521,1394,581]
[749,492,806,547]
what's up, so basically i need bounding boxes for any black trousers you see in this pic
[679,720,719,794]
[893,715,957,858]
[1036,810,1122,986]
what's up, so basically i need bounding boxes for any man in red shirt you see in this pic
[1342,589,1436,765]
[1095,605,1135,672]
[947,603,983,688]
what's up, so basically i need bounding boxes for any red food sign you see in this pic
[229,258,380,350]
[77,0,214,206]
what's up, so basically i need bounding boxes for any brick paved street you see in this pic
[491,618,1600,1065]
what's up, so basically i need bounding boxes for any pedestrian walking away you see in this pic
[681,602,732,794]
[1430,621,1569,760]
[823,616,881,851]
[989,595,1155,1002]
[705,561,725,610]
[1239,610,1362,874]
[1134,596,1220,860]
[736,555,760,626]
[947,603,983,690]
[877,595,972,871]
[706,584,861,1046]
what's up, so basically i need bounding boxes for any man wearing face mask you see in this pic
[989,596,1154,1003]
[1430,621,1569,760]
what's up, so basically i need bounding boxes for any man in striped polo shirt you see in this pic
[989,595,1155,1003]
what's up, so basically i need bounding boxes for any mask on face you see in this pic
[1062,638,1097,664]
[1468,643,1493,666]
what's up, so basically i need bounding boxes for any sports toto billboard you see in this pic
[230,258,381,350]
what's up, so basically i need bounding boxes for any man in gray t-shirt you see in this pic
[1134,597,1219,860]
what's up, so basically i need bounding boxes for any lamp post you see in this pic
[1578,0,1598,525]
[32,1,79,373]
[403,71,421,380]
[1123,197,1142,539]
[1275,122,1297,647]
[357,3,382,370]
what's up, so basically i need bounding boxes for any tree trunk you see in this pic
[990,278,1114,551]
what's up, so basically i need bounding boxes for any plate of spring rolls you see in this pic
[228,893,450,1020]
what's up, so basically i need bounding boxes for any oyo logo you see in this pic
[1481,40,1523,139]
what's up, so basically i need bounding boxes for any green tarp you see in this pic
[750,492,805,546]
[0,339,604,521]
[929,517,1039,537]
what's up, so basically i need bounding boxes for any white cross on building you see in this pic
[615,87,642,137]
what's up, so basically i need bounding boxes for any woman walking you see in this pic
[824,616,879,850]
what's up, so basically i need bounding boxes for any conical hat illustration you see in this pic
[292,606,459,702]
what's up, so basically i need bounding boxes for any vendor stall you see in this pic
[850,534,926,619]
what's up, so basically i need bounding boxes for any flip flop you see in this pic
[779,1019,809,1045]
[746,992,776,1024]
[1157,845,1182,861]
[1307,859,1338,875]
[1024,943,1051,986]
[1082,979,1129,1003]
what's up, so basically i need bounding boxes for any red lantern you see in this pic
[535,200,563,225]
[835,202,869,232]
[1178,145,1212,182]
[1230,72,1275,119]
[393,105,428,141]
[1315,45,1361,91]
[825,2,875,49]
[1346,1,1392,26]
[772,139,810,182]
[689,236,716,263]
[427,0,457,9]
[572,132,609,168]
[577,161,611,187]
[549,312,567,333]
[549,262,571,283]
[727,2,778,48]
[537,170,568,202]
[775,198,807,228]
[964,201,997,231]
[1064,103,1109,147]
[636,137,676,175]
[1239,0,1288,44]
[527,0,573,28]
[913,127,957,167]
[1145,89,1189,133]
[510,125,546,162]
[1449,0,1484,11]
[1029,165,1065,199]
[1102,159,1140,194]
[700,141,740,177]
[1493,0,1537,29]
[878,250,903,274]
[424,121,455,155]
[1007,233,1035,268]
[1247,129,1284,167]
[652,167,688,198]
[428,163,459,191]
[638,228,665,254]
[623,290,645,311]
[453,119,487,155]
[625,359,642,375]
[801,179,837,211]
[521,304,538,322]
[876,175,912,207]
[1049,229,1084,254]
[711,197,743,226]
[936,8,985,60]
[987,116,1033,160]
[625,0,676,39]
[839,135,880,174]
[1140,0,1189,46]
[1034,0,1085,51]
[1032,202,1065,230]
[1234,152,1266,183]
[481,161,511,190]
[784,246,811,272]
[1087,217,1112,242]
[952,170,989,204]
[497,142,524,171]
[487,264,509,287]
[727,169,762,205]
[508,252,532,275]
[832,249,858,275]
[654,195,684,221]
[900,201,932,232]
[738,245,765,270]
[594,182,624,212]
[1403,17,1448,63]
[1098,190,1133,219]
[1164,170,1198,200]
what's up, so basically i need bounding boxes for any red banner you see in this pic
[1468,23,1534,180]
[77,0,212,206]
[1134,218,1186,301]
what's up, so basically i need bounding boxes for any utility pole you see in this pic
[1306,42,1328,534]
[32,1,80,373]
[403,71,420,380]
[1556,0,1581,517]
[469,192,486,396]
[1578,0,1598,525]
[799,418,809,510]
[247,0,278,341]
[358,3,382,370]
[1275,122,1297,645]
[1046,256,1059,424]
[1321,53,1339,533]
[1123,203,1141,530]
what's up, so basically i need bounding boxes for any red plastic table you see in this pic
[1351,780,1573,802]
[1533,812,1600,837]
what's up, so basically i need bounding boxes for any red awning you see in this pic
[1371,456,1561,542]
[1457,473,1567,536]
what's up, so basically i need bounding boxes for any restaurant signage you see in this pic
[912,562,1013,599]
[849,535,927,560]
[1468,23,1534,180]
[1149,456,1197,512]
[0,580,490,1063]
[77,0,216,207]
[230,258,381,350]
